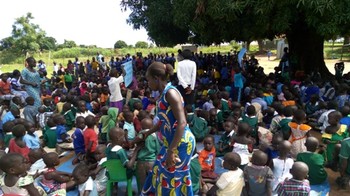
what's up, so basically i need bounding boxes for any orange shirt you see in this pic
[282,100,296,107]
[198,147,216,171]
[0,80,11,95]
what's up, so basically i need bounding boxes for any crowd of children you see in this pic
[0,51,350,196]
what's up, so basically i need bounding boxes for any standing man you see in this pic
[177,49,196,106]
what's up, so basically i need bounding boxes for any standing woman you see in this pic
[140,62,196,195]
[20,57,41,108]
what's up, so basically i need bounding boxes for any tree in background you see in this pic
[122,0,350,76]
[135,41,148,48]
[57,40,77,49]
[114,40,128,49]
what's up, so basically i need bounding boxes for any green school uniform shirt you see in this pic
[44,127,57,148]
[190,156,201,194]
[98,115,109,134]
[106,145,133,178]
[63,110,75,131]
[339,138,350,175]
[296,152,327,185]
[128,98,141,112]
[240,115,258,137]
[64,74,72,83]
[137,131,160,161]
[4,133,14,147]
[71,106,77,118]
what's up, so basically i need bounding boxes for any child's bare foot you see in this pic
[72,157,79,165]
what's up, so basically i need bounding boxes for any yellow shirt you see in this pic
[216,169,245,196]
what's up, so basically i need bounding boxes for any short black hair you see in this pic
[0,153,23,173]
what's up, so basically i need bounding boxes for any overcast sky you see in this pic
[0,0,149,48]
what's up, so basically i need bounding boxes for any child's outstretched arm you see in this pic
[45,171,71,183]
[23,183,41,196]
[125,146,142,169]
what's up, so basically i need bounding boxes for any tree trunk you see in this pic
[344,36,350,45]
[286,19,332,78]
[257,39,264,53]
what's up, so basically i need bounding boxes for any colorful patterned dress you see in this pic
[21,68,41,108]
[141,83,196,196]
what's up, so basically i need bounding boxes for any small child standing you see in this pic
[270,140,294,193]
[72,116,86,164]
[0,153,41,195]
[135,118,160,193]
[9,124,30,160]
[288,109,311,158]
[217,121,235,157]
[23,97,38,125]
[275,162,311,195]
[91,145,108,194]
[84,115,98,163]
[243,150,274,196]
[62,102,75,131]
[296,137,329,195]
[123,111,136,147]
[206,152,245,196]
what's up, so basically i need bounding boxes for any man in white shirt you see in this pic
[177,49,196,105]
[108,68,125,112]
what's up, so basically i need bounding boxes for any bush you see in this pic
[52,47,116,58]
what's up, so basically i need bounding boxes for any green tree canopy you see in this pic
[135,41,148,48]
[114,40,128,48]
[122,0,350,75]
[57,39,77,49]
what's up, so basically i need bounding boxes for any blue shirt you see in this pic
[56,125,67,143]
[123,122,135,140]
[72,128,85,154]
[234,73,244,88]
[340,117,350,128]
[252,97,268,110]
[2,112,15,125]
[23,133,40,149]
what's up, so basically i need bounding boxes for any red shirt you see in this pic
[133,117,142,133]
[198,147,216,171]
[0,80,11,95]
[9,139,30,160]
[83,128,98,153]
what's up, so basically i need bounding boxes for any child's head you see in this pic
[251,150,268,166]
[278,140,292,157]
[284,91,294,100]
[237,122,251,136]
[12,124,26,138]
[100,106,109,116]
[85,115,96,128]
[60,95,67,103]
[283,106,294,117]
[305,136,319,152]
[43,98,52,107]
[25,97,35,106]
[293,109,306,124]
[340,106,350,117]
[72,163,90,185]
[203,135,215,152]
[133,102,143,111]
[223,121,234,133]
[62,102,72,113]
[94,145,106,162]
[0,153,28,177]
[38,106,45,114]
[12,97,21,106]
[141,117,153,130]
[246,105,256,117]
[76,116,86,130]
[290,162,309,180]
[47,117,56,128]
[77,100,86,112]
[122,105,130,112]
[109,127,125,145]
[2,121,15,134]
[10,107,20,118]
[53,114,66,126]
[223,152,241,170]
[23,121,35,135]
[137,110,149,121]
[271,133,284,149]
[28,148,44,164]
[328,111,342,126]
[213,99,222,109]
[43,152,60,168]
[124,111,134,123]
[264,107,275,117]
[185,104,193,114]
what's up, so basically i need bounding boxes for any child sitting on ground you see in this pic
[72,116,86,165]
[135,118,160,193]
[296,137,329,195]
[54,114,71,144]
[84,115,98,164]
[278,106,294,140]
[38,152,75,195]
[243,150,273,196]
[23,121,40,149]
[199,135,218,188]
[231,122,254,169]
[62,102,75,131]
[37,106,53,131]
[206,152,245,196]
[240,105,259,144]
[270,140,294,193]
[0,153,41,195]
[72,163,98,196]
[28,148,46,176]
[2,121,15,147]
[76,100,95,119]
[187,105,209,142]
[322,111,348,168]
[217,121,235,157]
[43,117,57,148]
[9,124,30,160]
[288,109,311,158]
[275,162,311,195]
[23,97,38,125]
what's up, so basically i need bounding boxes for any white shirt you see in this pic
[216,169,245,196]
[177,59,196,90]
[108,76,124,102]
[318,109,335,133]
[78,177,98,196]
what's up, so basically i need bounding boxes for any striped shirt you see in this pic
[276,178,310,196]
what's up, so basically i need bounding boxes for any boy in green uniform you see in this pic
[43,117,57,148]
[278,106,294,140]
[240,105,258,143]
[338,137,350,189]
[296,137,329,194]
